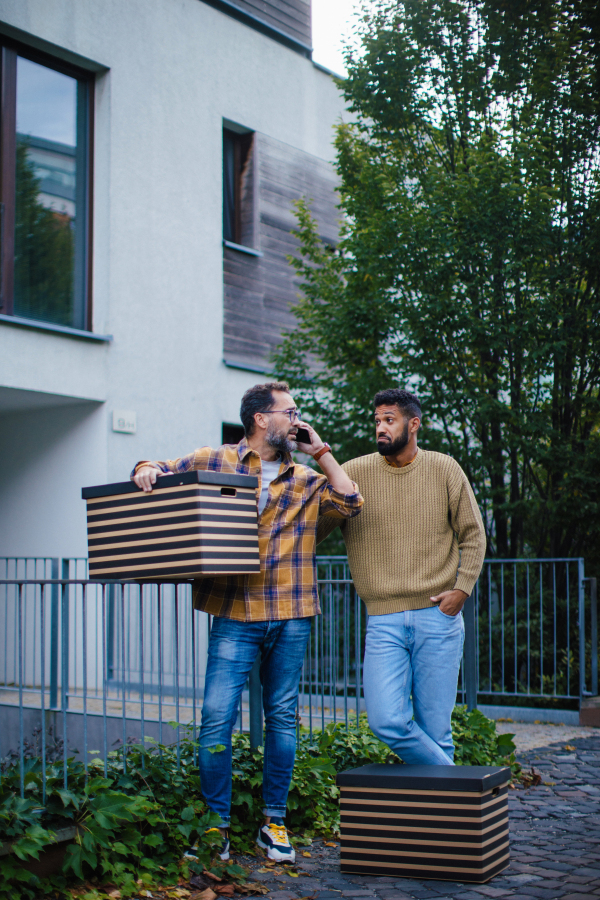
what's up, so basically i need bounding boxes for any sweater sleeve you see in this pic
[448,463,487,596]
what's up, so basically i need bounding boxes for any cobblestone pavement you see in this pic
[238,733,600,900]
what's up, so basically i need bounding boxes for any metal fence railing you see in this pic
[1,556,597,794]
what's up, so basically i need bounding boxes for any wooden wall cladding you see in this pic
[227,0,311,47]
[223,131,339,370]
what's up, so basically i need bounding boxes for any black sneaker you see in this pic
[256,817,295,863]
[185,827,230,861]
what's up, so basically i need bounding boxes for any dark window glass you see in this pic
[223,128,253,245]
[222,422,245,445]
[0,46,92,329]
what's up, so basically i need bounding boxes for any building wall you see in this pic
[0,0,346,559]
[224,131,340,369]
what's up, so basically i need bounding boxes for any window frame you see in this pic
[0,38,94,330]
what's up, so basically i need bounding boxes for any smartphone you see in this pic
[295,426,311,444]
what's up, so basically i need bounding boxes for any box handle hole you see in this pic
[221,487,237,497]
[492,787,500,796]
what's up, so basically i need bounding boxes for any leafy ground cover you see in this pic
[0,707,519,900]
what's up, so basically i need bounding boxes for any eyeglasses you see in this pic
[260,408,301,423]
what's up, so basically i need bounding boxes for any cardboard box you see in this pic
[82,471,260,580]
[337,763,511,883]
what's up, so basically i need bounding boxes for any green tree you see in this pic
[14,141,75,326]
[274,0,600,563]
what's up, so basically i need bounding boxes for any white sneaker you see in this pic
[256,817,295,863]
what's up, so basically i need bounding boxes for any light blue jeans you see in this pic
[363,606,465,765]
[198,615,312,827]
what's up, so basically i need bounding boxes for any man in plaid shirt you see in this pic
[132,382,363,862]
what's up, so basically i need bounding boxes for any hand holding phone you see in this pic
[295,426,311,444]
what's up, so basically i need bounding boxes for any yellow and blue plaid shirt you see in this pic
[133,438,363,622]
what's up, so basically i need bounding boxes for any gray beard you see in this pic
[266,427,295,455]
[377,421,409,456]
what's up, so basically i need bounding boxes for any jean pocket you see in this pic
[435,604,460,619]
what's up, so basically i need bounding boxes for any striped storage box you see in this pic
[82,471,260,580]
[338,763,510,883]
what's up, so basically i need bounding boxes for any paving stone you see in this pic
[560,895,600,900]
[334,891,375,896]
[514,888,568,899]
[467,887,513,897]
[267,892,300,900]
[363,895,412,900]
[532,861,576,872]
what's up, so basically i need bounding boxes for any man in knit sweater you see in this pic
[317,388,486,765]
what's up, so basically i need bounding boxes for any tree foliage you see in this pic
[274,0,600,564]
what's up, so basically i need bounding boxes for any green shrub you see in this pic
[0,707,517,897]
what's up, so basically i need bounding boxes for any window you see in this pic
[223,127,253,247]
[0,44,93,330]
[222,422,245,445]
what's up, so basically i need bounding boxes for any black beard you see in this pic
[266,427,295,455]
[377,422,410,456]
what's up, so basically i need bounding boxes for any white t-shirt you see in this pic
[258,457,281,515]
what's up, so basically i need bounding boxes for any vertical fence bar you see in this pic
[487,563,492,692]
[526,564,531,694]
[120,583,127,772]
[249,656,263,749]
[140,587,145,755]
[579,558,586,698]
[82,583,88,774]
[18,583,24,797]
[174,586,181,766]
[61,569,69,788]
[463,593,477,711]
[158,585,163,749]
[102,584,108,776]
[539,562,544,695]
[566,564,571,696]
[355,592,361,727]
[513,563,517,696]
[50,559,59,709]
[591,578,598,696]
[40,584,47,802]
[553,563,557,696]
[500,564,505,694]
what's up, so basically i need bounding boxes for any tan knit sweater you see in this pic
[317,448,486,615]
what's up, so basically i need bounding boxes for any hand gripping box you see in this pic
[337,763,511,883]
[82,471,260,580]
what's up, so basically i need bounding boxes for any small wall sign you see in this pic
[112,410,137,434]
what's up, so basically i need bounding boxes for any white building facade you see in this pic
[0,0,344,561]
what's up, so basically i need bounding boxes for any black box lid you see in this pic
[336,763,511,792]
[82,470,258,499]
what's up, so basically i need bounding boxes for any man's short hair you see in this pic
[374,388,422,420]
[240,381,291,437]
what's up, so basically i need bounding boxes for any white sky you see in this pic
[312,0,362,76]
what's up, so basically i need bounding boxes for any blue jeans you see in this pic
[363,606,465,765]
[198,616,312,826]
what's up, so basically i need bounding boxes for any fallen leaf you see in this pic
[324,842,338,847]
[543,781,556,786]
[204,871,224,882]
[286,871,299,878]
[237,883,269,895]
[108,892,122,899]
[195,889,218,900]
[301,852,311,858]
[564,745,576,751]
[215,886,235,896]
